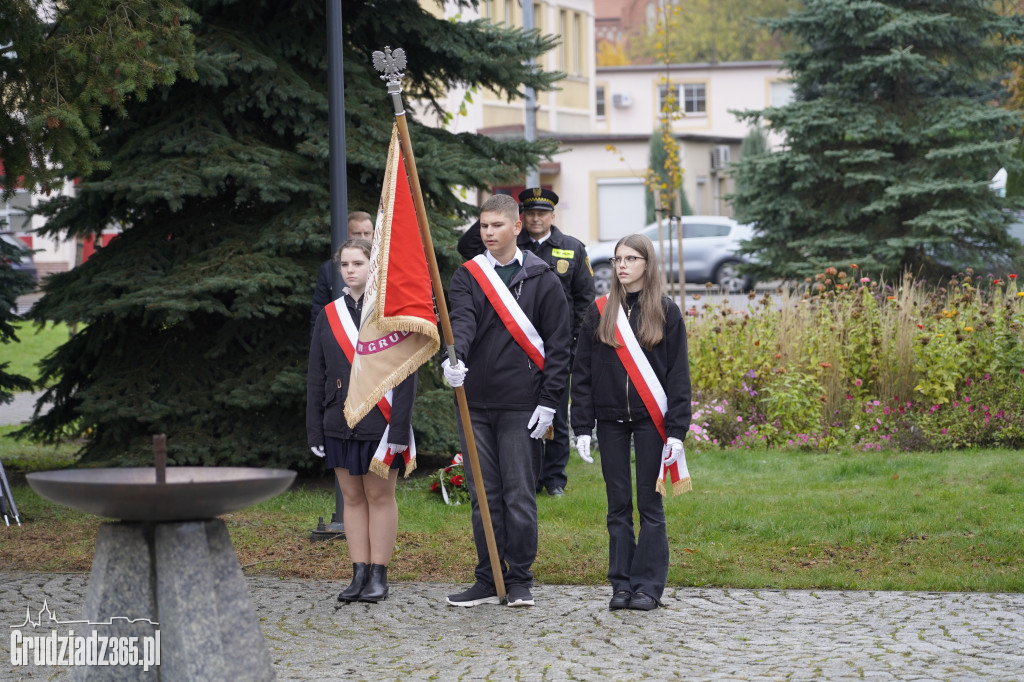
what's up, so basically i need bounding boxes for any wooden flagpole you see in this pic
[372,46,507,601]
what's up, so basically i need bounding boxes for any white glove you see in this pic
[662,437,684,467]
[442,358,468,388]
[527,405,556,439]
[388,443,408,454]
[575,435,593,463]
[310,445,325,458]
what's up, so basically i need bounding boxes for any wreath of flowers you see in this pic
[430,453,470,505]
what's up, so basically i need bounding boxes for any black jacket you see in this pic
[306,293,416,445]
[449,251,571,411]
[571,293,692,440]
[310,259,333,332]
[458,223,595,340]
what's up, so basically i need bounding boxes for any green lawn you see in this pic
[4,322,69,383]
[2,442,1021,592]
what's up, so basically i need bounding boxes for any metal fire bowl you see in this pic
[26,467,297,522]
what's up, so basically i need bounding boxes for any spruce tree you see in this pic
[0,236,34,405]
[730,0,1024,280]
[0,0,196,196]
[25,0,561,467]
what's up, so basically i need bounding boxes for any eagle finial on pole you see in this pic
[372,46,407,114]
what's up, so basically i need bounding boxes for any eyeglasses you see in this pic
[611,255,647,265]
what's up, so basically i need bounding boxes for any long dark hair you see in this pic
[597,233,665,349]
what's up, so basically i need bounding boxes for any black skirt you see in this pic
[325,436,403,476]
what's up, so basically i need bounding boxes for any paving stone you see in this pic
[2,573,1022,680]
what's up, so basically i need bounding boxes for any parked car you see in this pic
[1,232,38,285]
[587,216,756,295]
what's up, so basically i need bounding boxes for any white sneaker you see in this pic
[446,583,501,607]
[506,584,534,607]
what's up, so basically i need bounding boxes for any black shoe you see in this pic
[357,564,389,603]
[627,592,659,611]
[337,562,368,603]
[547,486,565,497]
[446,582,501,607]
[506,584,534,607]
[609,590,631,610]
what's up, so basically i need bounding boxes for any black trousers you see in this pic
[536,380,570,492]
[596,417,669,601]
[458,408,542,589]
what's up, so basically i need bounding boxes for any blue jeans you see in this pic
[596,418,669,601]
[458,408,542,588]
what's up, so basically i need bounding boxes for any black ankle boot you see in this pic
[337,562,368,603]
[358,564,388,603]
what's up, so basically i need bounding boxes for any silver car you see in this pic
[587,216,755,295]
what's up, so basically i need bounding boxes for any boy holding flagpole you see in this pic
[570,233,692,612]
[442,194,571,608]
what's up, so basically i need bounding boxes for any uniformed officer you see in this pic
[457,188,596,496]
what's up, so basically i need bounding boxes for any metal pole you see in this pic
[523,0,540,188]
[324,0,348,538]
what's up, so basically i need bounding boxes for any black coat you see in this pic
[449,251,571,411]
[310,259,333,332]
[458,223,595,340]
[571,293,692,441]
[306,293,416,445]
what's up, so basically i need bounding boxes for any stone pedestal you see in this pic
[74,520,275,681]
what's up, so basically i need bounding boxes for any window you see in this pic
[0,190,31,233]
[770,81,795,107]
[597,178,646,241]
[682,84,706,114]
[572,13,581,75]
[657,84,679,116]
[504,0,512,25]
[660,84,707,116]
[595,86,606,118]
[558,11,567,70]
[683,223,729,238]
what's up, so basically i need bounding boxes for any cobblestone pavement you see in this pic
[2,571,1022,680]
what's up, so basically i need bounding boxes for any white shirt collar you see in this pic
[532,231,552,246]
[485,247,524,268]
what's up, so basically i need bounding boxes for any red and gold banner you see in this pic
[344,123,440,436]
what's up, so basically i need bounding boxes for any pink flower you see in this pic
[854,379,863,387]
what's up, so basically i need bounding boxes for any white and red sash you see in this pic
[463,254,545,370]
[595,295,691,496]
[325,296,416,478]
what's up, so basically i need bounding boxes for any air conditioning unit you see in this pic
[710,145,731,171]
[612,93,632,109]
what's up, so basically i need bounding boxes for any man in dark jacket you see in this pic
[443,194,571,609]
[457,189,595,497]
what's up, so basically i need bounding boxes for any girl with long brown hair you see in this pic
[570,233,692,611]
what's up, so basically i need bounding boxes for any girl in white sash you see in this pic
[570,233,692,611]
[306,238,417,604]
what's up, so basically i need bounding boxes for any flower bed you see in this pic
[686,268,1024,451]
